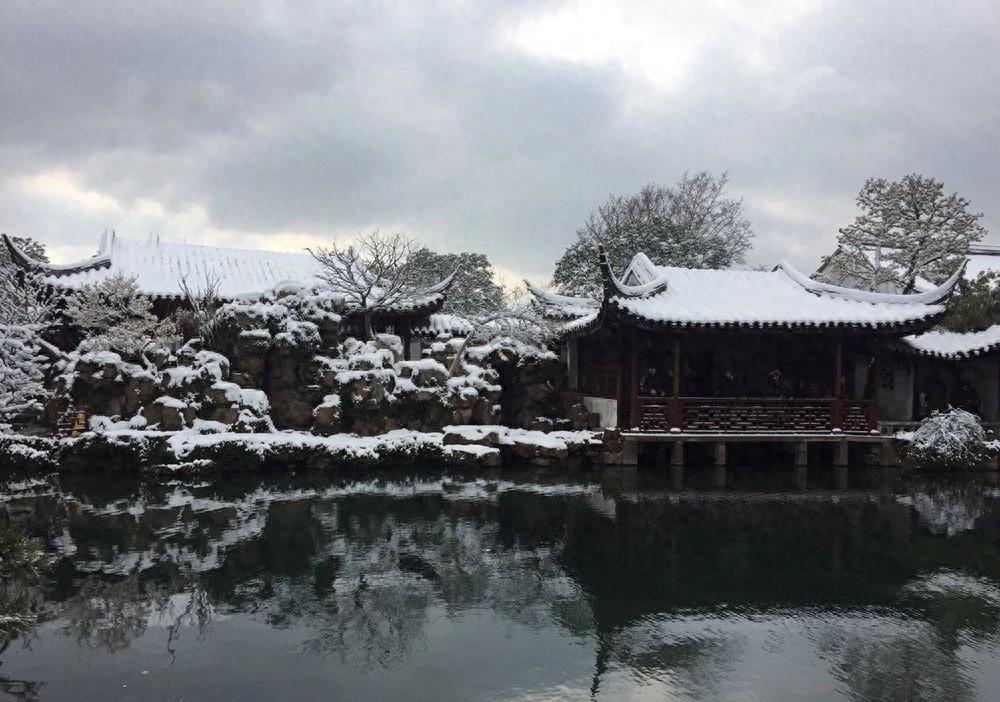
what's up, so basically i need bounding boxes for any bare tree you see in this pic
[834,174,986,292]
[308,232,426,341]
[446,287,555,377]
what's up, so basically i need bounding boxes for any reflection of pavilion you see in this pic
[8,475,1000,699]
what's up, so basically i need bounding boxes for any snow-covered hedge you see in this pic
[907,408,989,471]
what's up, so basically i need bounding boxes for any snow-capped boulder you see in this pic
[312,394,341,436]
[142,395,194,431]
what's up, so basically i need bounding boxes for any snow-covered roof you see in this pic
[525,283,599,319]
[902,325,1000,359]
[3,233,453,314]
[412,313,475,338]
[4,232,324,299]
[611,252,958,330]
[523,283,601,335]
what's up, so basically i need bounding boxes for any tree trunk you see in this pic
[363,312,375,341]
[448,335,473,377]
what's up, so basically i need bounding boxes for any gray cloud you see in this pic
[1,0,999,279]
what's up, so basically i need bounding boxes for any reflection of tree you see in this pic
[60,569,211,654]
[300,574,433,669]
[0,524,52,645]
[816,620,973,702]
[62,574,158,651]
[0,676,43,701]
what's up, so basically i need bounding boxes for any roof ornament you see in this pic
[775,258,966,306]
[1,232,113,277]
[596,244,669,299]
[423,269,458,296]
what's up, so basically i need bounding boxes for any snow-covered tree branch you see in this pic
[66,273,176,356]
[552,172,754,296]
[308,231,428,341]
[447,287,555,377]
[833,174,986,292]
[0,238,62,423]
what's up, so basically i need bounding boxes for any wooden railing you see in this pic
[637,396,876,433]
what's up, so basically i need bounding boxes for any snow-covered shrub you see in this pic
[0,259,62,423]
[908,408,989,471]
[0,325,50,422]
[66,274,177,356]
[0,434,58,471]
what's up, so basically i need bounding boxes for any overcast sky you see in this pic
[2,1,999,282]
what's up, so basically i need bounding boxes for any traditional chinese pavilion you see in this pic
[531,247,963,444]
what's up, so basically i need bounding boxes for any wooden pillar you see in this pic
[834,439,849,467]
[835,339,844,397]
[832,339,844,430]
[672,336,681,397]
[794,464,808,491]
[712,464,726,489]
[616,329,629,428]
[871,355,881,407]
[794,441,808,467]
[628,331,640,429]
[621,438,638,466]
[835,465,849,491]
[714,442,727,467]
[671,463,684,490]
[879,439,898,467]
[670,441,684,467]
[867,351,882,430]
[667,336,683,430]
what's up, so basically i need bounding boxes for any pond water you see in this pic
[1,465,1000,701]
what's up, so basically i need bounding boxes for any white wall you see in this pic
[880,360,914,421]
[583,396,617,428]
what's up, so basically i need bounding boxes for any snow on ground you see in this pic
[443,424,600,449]
[165,428,445,460]
[43,424,602,468]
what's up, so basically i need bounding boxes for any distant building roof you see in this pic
[2,233,454,315]
[529,249,962,335]
[412,313,475,338]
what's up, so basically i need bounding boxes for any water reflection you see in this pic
[0,468,999,700]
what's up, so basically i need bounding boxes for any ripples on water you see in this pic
[0,466,999,701]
